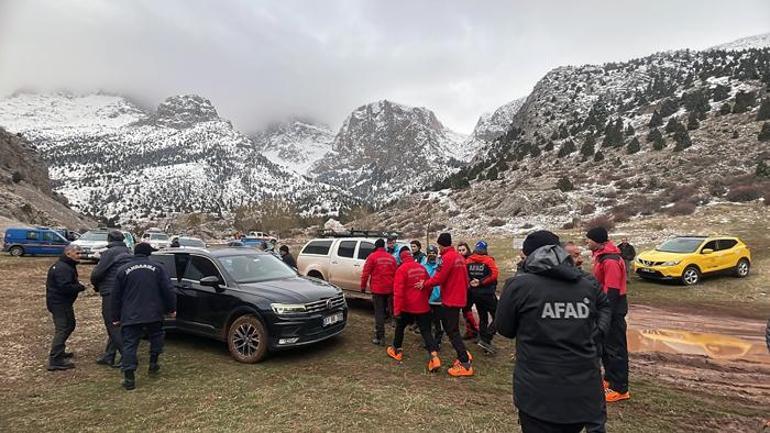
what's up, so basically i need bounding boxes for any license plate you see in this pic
[638,268,654,273]
[323,312,343,326]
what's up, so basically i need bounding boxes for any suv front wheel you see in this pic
[681,266,701,286]
[227,315,269,363]
[735,258,750,278]
[8,246,23,257]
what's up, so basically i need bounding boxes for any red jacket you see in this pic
[466,253,499,295]
[360,247,397,294]
[424,246,469,308]
[591,241,627,295]
[393,251,431,316]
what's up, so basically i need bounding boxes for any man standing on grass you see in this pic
[417,232,473,377]
[46,245,86,371]
[617,237,636,277]
[360,238,397,346]
[112,243,176,390]
[497,230,611,433]
[466,240,500,355]
[586,227,630,403]
[90,230,132,368]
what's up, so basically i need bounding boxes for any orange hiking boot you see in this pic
[447,362,474,377]
[605,388,630,402]
[386,346,403,362]
[427,352,441,372]
[452,351,474,367]
[602,379,609,390]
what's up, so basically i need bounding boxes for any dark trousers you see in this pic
[121,322,164,372]
[393,312,437,353]
[372,294,391,339]
[472,291,498,344]
[49,303,76,364]
[603,293,629,394]
[519,411,587,433]
[441,306,469,363]
[430,305,444,343]
[100,295,122,361]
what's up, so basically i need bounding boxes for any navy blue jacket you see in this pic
[46,256,86,309]
[90,241,132,297]
[111,255,176,326]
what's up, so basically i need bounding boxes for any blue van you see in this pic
[2,227,70,257]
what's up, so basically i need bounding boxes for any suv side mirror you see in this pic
[701,248,714,255]
[200,276,224,291]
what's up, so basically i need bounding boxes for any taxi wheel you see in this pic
[681,266,700,286]
[735,259,750,278]
[227,314,268,363]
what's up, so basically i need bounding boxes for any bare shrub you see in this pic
[666,201,697,216]
[726,185,764,202]
[580,203,596,215]
[583,214,615,231]
[489,218,506,227]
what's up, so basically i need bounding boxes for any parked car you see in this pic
[2,227,70,256]
[142,229,172,250]
[634,235,752,286]
[71,229,135,262]
[171,236,206,249]
[151,248,347,363]
[296,231,409,296]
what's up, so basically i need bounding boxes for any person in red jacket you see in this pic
[387,247,441,372]
[361,238,398,346]
[457,242,480,340]
[467,240,500,355]
[417,232,473,377]
[586,226,629,403]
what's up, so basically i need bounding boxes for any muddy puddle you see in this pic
[627,305,770,363]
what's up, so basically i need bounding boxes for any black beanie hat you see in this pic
[522,230,560,255]
[134,242,157,256]
[586,227,609,244]
[437,232,452,247]
[108,230,125,242]
[374,239,385,249]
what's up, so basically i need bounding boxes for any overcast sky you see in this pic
[1,1,768,134]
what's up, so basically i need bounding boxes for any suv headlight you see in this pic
[271,303,307,314]
[661,260,681,267]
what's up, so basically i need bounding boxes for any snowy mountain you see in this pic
[464,97,526,161]
[252,119,335,176]
[709,32,770,52]
[313,99,468,204]
[0,93,356,223]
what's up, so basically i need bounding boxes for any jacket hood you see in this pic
[107,241,128,249]
[522,245,582,282]
[59,255,78,266]
[593,241,621,257]
[400,250,414,263]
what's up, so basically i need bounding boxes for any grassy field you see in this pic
[0,257,768,433]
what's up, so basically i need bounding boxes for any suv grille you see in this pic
[305,294,345,313]
[638,259,664,267]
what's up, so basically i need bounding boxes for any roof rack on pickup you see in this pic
[316,229,401,239]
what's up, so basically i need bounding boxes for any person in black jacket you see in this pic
[111,243,176,390]
[496,230,611,433]
[90,231,132,367]
[279,245,297,269]
[46,245,86,371]
[617,237,636,276]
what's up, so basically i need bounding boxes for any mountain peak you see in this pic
[708,32,770,52]
[152,94,219,128]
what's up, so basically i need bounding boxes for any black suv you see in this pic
[151,248,347,363]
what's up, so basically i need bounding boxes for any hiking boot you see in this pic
[605,388,630,402]
[452,351,474,367]
[95,356,115,366]
[47,360,75,371]
[427,352,441,372]
[386,346,403,362]
[602,379,609,390]
[477,340,497,355]
[62,352,75,359]
[122,370,136,391]
[372,337,384,346]
[447,362,474,377]
[148,354,160,374]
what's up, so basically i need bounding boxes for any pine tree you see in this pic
[756,160,770,178]
[544,141,555,152]
[652,134,666,150]
[712,84,730,102]
[648,110,663,127]
[580,134,596,159]
[626,136,641,154]
[673,129,692,151]
[602,118,624,148]
[687,111,700,130]
[556,177,574,192]
[757,98,770,121]
[557,140,577,157]
[719,102,732,115]
[486,166,498,180]
[593,150,605,162]
[659,98,679,117]
[759,122,770,142]
[625,123,635,136]
[733,90,757,113]
[665,117,684,134]
[646,127,663,143]
[530,144,542,157]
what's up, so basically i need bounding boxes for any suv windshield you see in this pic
[656,238,705,253]
[179,238,205,247]
[150,233,169,240]
[217,254,295,283]
[80,231,108,242]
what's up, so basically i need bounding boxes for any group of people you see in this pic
[360,227,631,432]
[45,231,176,391]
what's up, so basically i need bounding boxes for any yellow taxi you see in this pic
[634,235,751,286]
